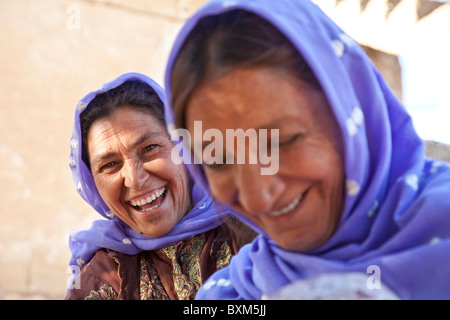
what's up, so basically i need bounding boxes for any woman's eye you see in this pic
[143,144,157,153]
[279,134,302,146]
[204,161,225,170]
[99,162,116,172]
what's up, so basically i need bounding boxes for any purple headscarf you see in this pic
[164,0,450,299]
[68,72,229,271]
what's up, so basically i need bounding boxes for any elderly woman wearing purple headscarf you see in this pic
[65,73,255,300]
[164,0,450,299]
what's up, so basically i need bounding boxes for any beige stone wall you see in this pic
[425,140,450,163]
[0,0,207,300]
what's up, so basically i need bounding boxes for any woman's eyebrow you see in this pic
[92,151,115,165]
[92,132,165,165]
[129,132,161,149]
[257,116,304,131]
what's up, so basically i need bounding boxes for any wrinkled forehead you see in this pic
[86,108,168,147]
[185,67,332,132]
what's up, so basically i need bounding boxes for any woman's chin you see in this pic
[135,223,173,238]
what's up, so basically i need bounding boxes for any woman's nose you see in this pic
[122,160,148,190]
[234,163,284,216]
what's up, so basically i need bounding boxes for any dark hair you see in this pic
[80,80,165,169]
[170,9,322,129]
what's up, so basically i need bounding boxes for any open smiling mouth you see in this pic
[268,192,304,217]
[129,186,167,213]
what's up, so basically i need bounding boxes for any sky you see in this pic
[312,0,450,146]
[400,46,450,145]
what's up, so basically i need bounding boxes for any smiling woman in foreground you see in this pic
[65,73,252,300]
[165,0,450,299]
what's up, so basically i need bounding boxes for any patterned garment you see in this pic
[139,233,207,300]
[66,227,235,300]
[85,283,119,300]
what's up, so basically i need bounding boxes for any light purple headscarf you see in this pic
[164,0,450,299]
[68,72,229,271]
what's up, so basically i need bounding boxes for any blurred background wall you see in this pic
[0,0,205,299]
[0,0,448,299]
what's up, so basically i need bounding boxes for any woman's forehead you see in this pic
[186,68,330,130]
[87,109,167,149]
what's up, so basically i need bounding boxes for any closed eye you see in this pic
[279,134,302,146]
[204,161,226,170]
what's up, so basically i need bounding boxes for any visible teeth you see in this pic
[140,204,161,212]
[130,187,165,207]
[268,194,303,217]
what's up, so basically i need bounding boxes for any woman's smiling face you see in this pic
[186,68,345,251]
[87,107,192,238]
